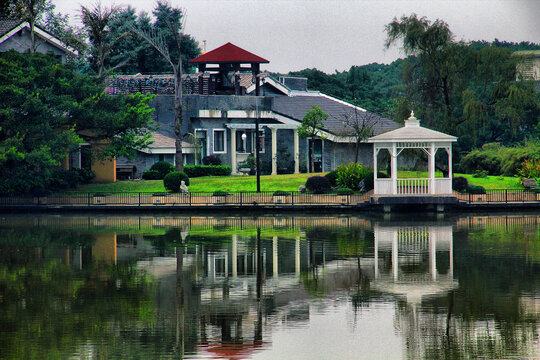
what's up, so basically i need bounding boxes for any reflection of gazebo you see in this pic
[371,223,458,305]
[368,112,457,197]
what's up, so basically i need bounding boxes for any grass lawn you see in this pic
[69,172,523,193]
[70,173,326,193]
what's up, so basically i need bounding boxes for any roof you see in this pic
[190,42,269,64]
[140,132,195,154]
[0,19,21,37]
[368,113,457,143]
[272,94,398,136]
[0,19,78,56]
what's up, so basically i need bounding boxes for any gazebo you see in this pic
[368,112,457,196]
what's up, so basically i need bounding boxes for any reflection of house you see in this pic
[110,42,397,178]
[0,19,77,62]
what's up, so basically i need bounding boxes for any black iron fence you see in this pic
[0,191,372,207]
[454,189,540,204]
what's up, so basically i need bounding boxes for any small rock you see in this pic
[298,185,306,193]
[522,178,538,188]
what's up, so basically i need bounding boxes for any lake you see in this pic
[0,212,538,359]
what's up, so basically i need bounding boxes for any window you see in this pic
[213,129,226,153]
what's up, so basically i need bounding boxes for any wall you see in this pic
[0,27,67,62]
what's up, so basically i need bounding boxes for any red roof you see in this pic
[190,42,269,64]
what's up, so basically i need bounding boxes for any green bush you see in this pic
[142,170,161,180]
[452,177,469,192]
[213,190,229,196]
[202,155,222,165]
[75,168,95,183]
[273,190,290,196]
[336,162,371,191]
[459,142,540,176]
[184,165,232,178]
[150,161,174,179]
[473,169,489,178]
[163,171,189,192]
[468,185,486,194]
[335,187,353,195]
[324,170,338,187]
[359,171,374,192]
[305,176,331,194]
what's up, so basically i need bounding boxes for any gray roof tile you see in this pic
[0,19,22,37]
[271,95,398,136]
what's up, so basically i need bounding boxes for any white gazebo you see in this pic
[368,112,457,196]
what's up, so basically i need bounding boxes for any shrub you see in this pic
[142,170,161,180]
[452,177,469,192]
[273,190,290,196]
[518,158,540,179]
[184,165,232,178]
[359,171,374,192]
[213,190,229,196]
[468,185,486,194]
[335,187,353,195]
[325,170,338,187]
[75,168,95,183]
[202,154,222,165]
[49,169,81,190]
[163,171,189,192]
[336,162,371,191]
[305,176,331,194]
[150,161,174,179]
[473,169,489,178]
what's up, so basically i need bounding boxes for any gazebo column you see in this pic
[429,143,436,194]
[391,143,398,194]
[231,128,237,174]
[293,129,299,174]
[271,128,278,175]
[373,147,379,193]
[447,147,452,193]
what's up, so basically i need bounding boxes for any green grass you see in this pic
[70,173,326,193]
[68,171,523,193]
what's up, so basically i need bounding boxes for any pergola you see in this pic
[368,112,457,196]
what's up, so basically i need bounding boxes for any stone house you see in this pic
[112,43,398,178]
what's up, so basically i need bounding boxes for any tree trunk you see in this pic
[309,139,314,173]
[174,66,184,171]
[29,21,35,53]
[354,141,360,163]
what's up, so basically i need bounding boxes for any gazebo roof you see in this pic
[189,42,269,64]
[368,112,457,143]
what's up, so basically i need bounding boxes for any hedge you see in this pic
[184,165,232,177]
[163,171,189,192]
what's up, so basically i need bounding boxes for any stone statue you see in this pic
[180,180,189,195]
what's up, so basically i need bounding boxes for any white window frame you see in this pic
[212,129,227,154]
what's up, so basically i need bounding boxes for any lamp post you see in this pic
[241,132,247,152]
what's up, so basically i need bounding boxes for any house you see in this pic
[514,50,540,91]
[0,18,77,62]
[111,42,398,178]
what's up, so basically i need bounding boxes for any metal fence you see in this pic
[453,189,540,204]
[0,191,373,207]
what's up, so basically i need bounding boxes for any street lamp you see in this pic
[241,132,247,152]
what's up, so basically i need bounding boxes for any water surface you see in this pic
[0,213,538,359]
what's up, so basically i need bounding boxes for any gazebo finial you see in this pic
[405,110,420,127]
[411,110,414,118]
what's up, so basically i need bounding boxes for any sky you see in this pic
[53,0,540,74]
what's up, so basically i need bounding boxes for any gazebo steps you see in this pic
[370,195,458,205]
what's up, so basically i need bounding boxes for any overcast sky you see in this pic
[53,0,540,73]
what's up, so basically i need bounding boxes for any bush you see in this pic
[202,154,222,165]
[325,170,338,187]
[468,185,486,194]
[150,161,174,179]
[75,168,95,183]
[213,190,229,196]
[273,190,290,196]
[305,176,331,194]
[473,169,488,178]
[142,170,161,180]
[336,162,372,191]
[184,165,232,177]
[518,158,540,179]
[359,171,374,192]
[452,177,469,192]
[49,169,81,190]
[335,187,353,195]
[163,171,189,192]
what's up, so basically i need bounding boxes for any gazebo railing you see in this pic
[398,178,429,195]
[374,178,453,195]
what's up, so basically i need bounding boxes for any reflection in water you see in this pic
[0,213,538,359]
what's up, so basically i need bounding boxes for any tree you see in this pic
[14,0,46,53]
[298,105,328,173]
[339,108,379,162]
[130,1,191,171]
[0,51,155,194]
[385,14,540,155]
[80,1,121,77]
